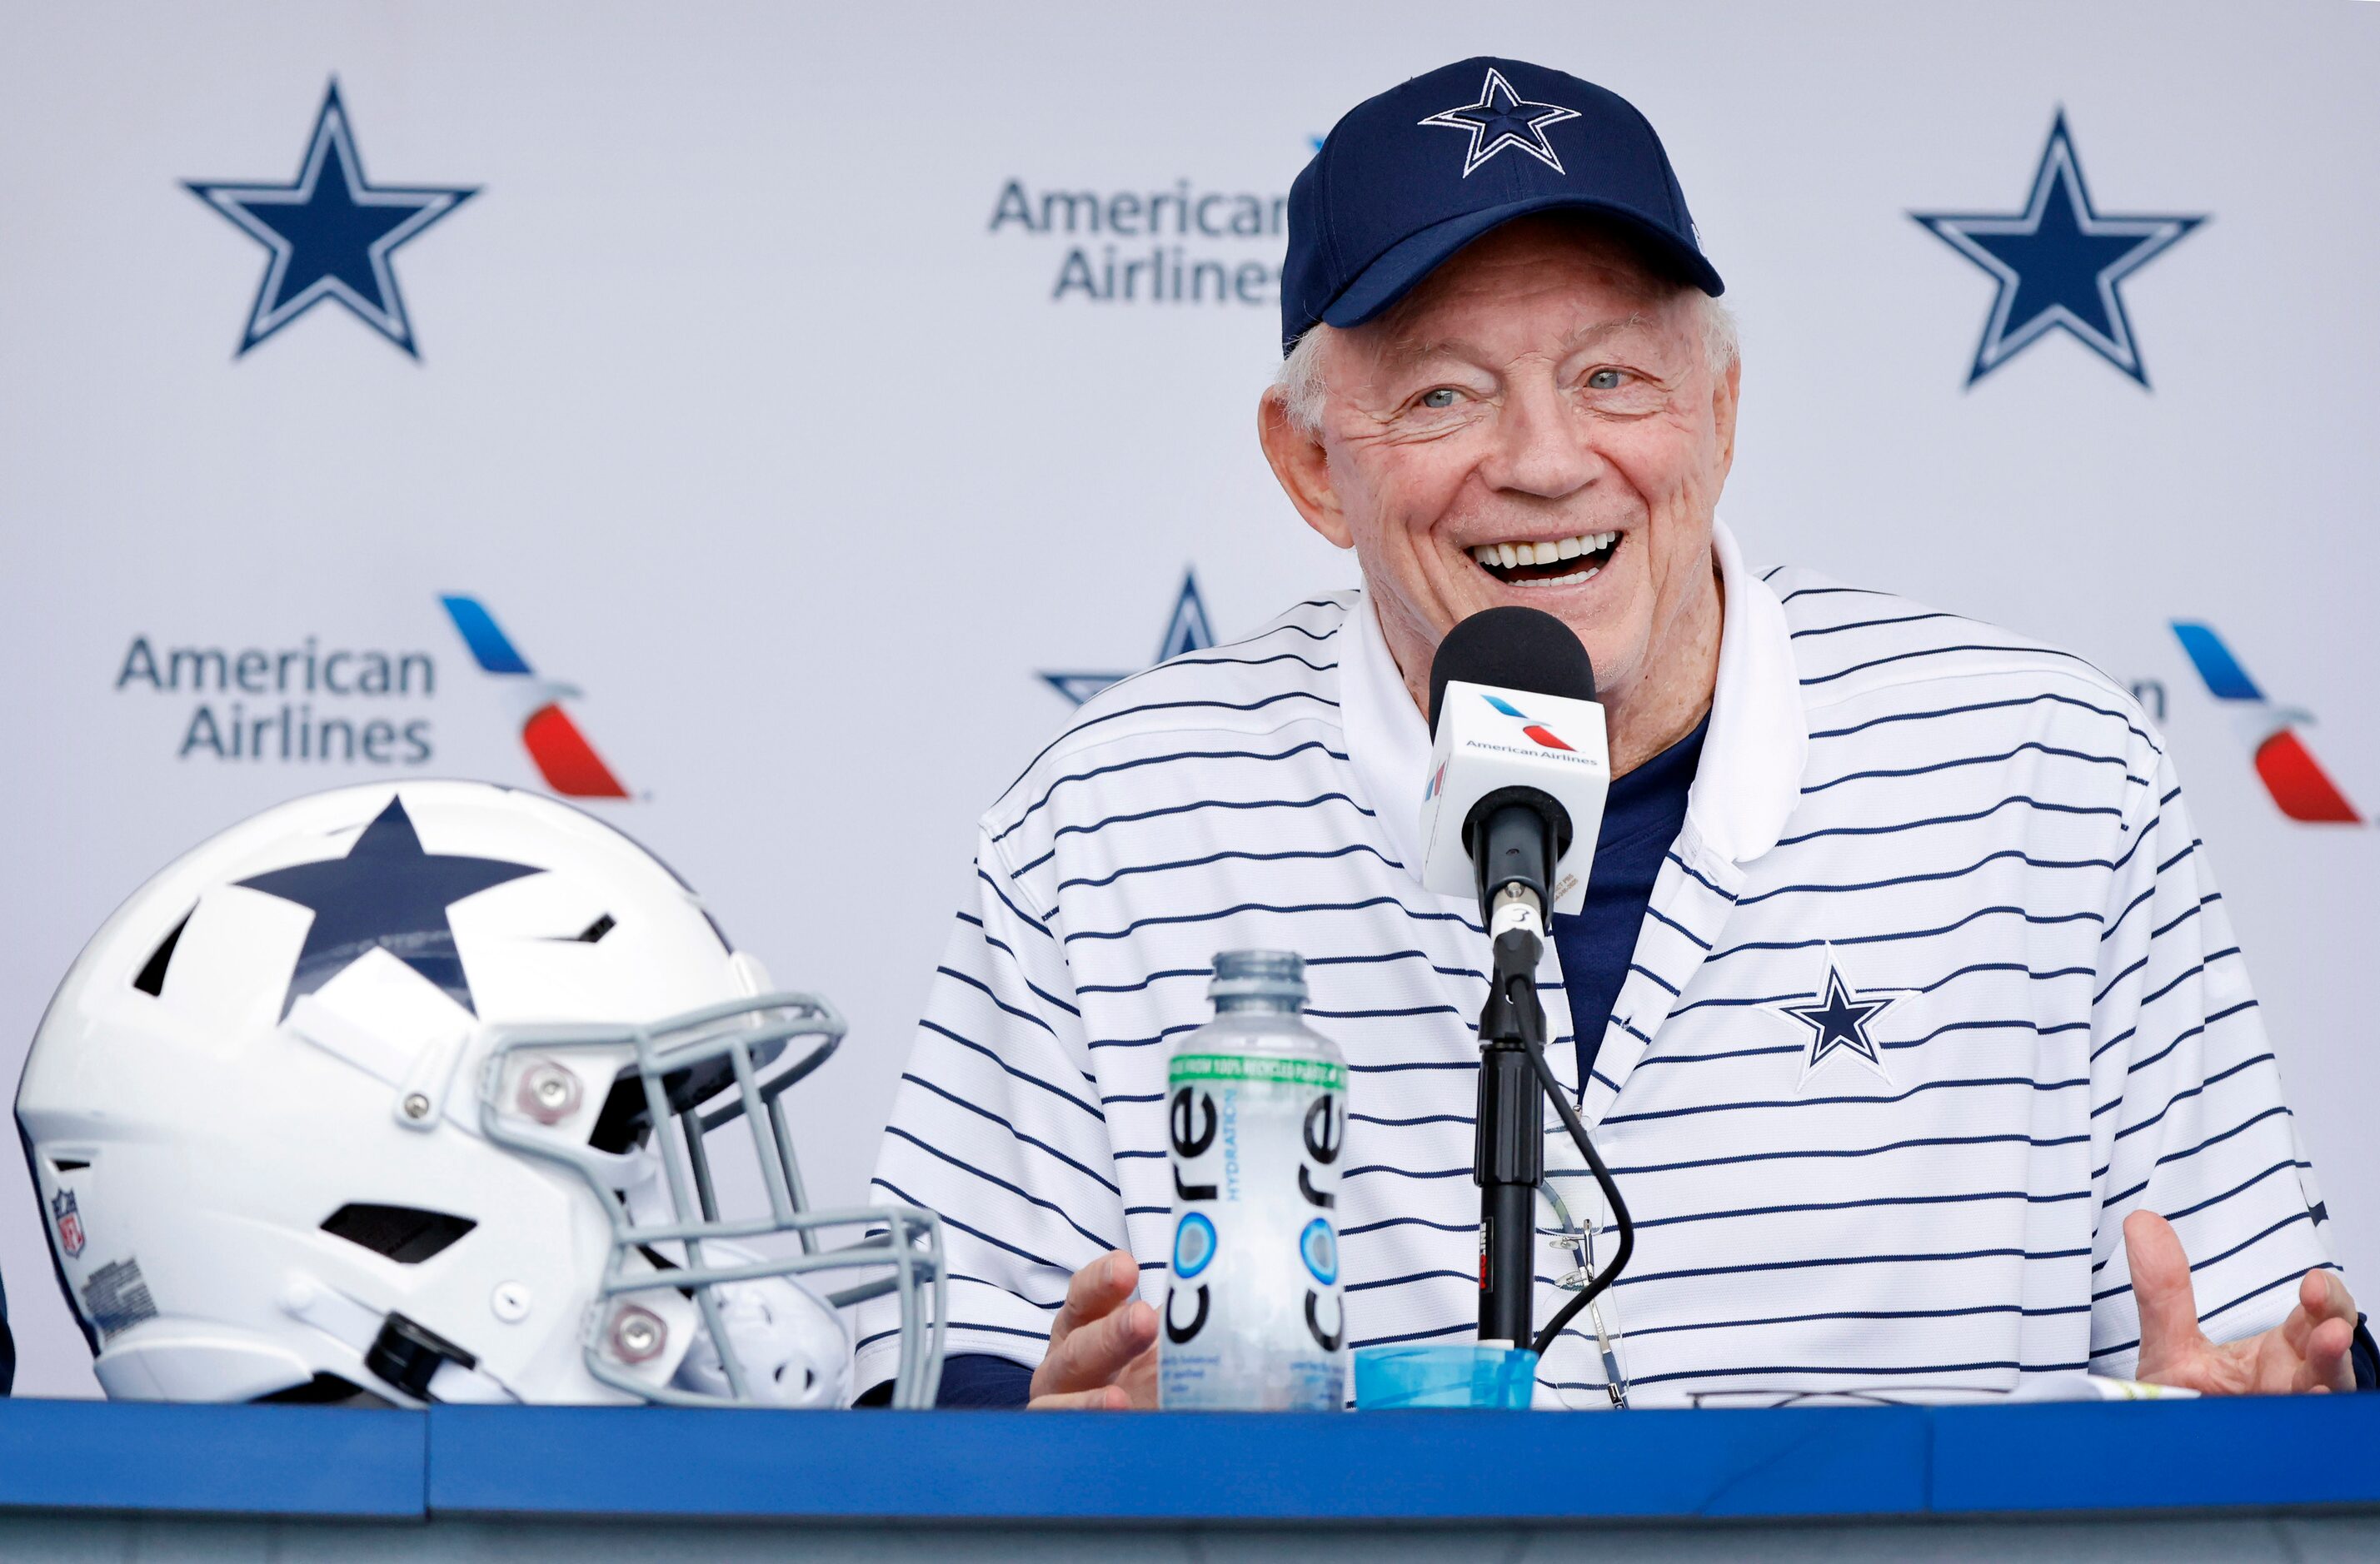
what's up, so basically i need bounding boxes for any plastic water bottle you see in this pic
[1158,949,1349,1410]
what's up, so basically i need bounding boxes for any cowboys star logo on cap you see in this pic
[1418,67,1582,177]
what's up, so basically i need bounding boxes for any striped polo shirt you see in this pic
[855,521,2340,1407]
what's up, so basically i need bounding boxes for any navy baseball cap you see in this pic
[1281,57,1722,354]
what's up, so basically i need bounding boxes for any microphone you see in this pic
[1421,607,1610,934]
[1419,608,1631,1358]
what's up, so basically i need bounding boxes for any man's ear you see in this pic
[1711,356,1741,480]
[1258,391,1352,550]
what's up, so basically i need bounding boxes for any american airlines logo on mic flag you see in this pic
[1482,693,1575,752]
[1419,679,1609,914]
[2171,622,2361,825]
[440,595,630,799]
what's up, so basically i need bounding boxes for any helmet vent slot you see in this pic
[321,1203,478,1264]
[132,911,192,997]
[50,1158,90,1173]
[575,913,615,944]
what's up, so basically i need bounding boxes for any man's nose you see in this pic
[1479,379,1599,500]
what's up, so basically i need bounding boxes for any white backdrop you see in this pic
[2,0,2374,1398]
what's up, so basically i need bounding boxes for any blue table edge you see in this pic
[0,1397,2371,1523]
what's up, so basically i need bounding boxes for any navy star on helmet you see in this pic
[1417,67,1582,177]
[235,795,540,1019]
[1280,56,1722,354]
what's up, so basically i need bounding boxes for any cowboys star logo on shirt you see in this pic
[1769,948,1913,1086]
[51,1188,86,1258]
[1418,67,1580,177]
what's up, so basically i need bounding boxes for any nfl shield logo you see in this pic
[51,1188,85,1258]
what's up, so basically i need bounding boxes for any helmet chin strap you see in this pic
[278,1273,515,1405]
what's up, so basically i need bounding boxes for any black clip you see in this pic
[364,1311,477,1401]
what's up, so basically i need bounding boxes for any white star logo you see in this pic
[1417,67,1582,178]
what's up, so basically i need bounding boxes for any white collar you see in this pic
[1340,518,1808,887]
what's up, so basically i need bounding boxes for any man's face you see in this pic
[1270,218,1739,720]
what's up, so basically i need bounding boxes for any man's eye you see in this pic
[1420,388,1459,409]
[1586,369,1625,391]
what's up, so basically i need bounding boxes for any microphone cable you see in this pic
[1522,1029,1634,1362]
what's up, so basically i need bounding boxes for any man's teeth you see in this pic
[1471,531,1618,570]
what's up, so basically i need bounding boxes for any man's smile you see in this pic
[1466,529,1622,589]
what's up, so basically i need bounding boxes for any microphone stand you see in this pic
[1474,896,1548,1349]
[1466,804,1635,1365]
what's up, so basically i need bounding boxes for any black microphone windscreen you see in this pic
[1428,607,1597,734]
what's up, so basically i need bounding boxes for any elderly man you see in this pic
[857,57,2364,1408]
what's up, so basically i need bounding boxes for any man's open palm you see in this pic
[2127,1209,2356,1395]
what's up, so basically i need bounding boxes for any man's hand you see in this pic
[2127,1209,2358,1395]
[1029,1249,1158,1409]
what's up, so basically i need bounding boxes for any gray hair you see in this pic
[1271,292,1739,436]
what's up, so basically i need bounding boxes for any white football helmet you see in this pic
[16,780,945,1407]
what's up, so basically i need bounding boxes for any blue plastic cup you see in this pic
[1353,1343,1539,1409]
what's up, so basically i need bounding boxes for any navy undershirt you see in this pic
[1550,715,1707,1085]
[915,1353,1032,1407]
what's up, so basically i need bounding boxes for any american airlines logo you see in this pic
[1483,693,1574,752]
[440,595,629,799]
[2171,623,2361,825]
